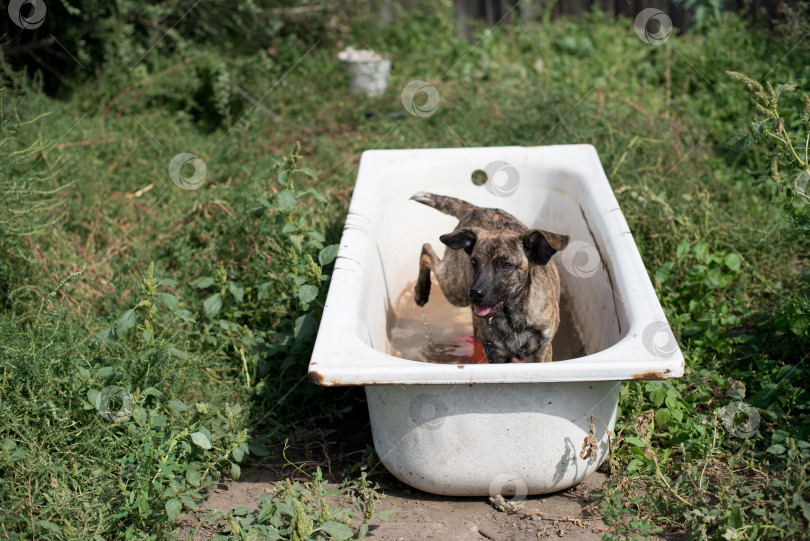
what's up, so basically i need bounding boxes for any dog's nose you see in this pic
[469,287,484,301]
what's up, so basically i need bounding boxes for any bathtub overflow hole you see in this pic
[471,169,487,186]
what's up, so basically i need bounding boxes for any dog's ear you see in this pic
[440,228,478,253]
[522,230,570,265]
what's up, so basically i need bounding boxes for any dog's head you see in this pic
[440,228,570,318]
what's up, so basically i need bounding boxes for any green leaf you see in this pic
[790,316,809,337]
[168,347,190,360]
[319,244,340,266]
[626,458,643,472]
[654,408,672,426]
[232,446,244,462]
[624,436,647,448]
[232,506,250,516]
[186,468,201,486]
[95,366,114,378]
[289,234,303,252]
[160,293,179,311]
[168,400,188,412]
[793,493,810,522]
[180,495,197,512]
[158,278,178,287]
[750,119,767,141]
[203,294,222,319]
[294,314,318,341]
[775,364,797,382]
[278,169,288,185]
[36,521,62,534]
[724,253,741,272]
[191,276,215,289]
[143,387,162,397]
[228,281,245,303]
[727,132,752,151]
[257,283,271,302]
[297,166,317,178]
[165,498,182,522]
[675,239,690,259]
[648,385,667,408]
[318,521,354,541]
[766,444,786,455]
[775,83,797,99]
[96,328,113,341]
[275,189,297,212]
[219,319,239,332]
[300,187,326,202]
[176,309,196,323]
[298,284,319,305]
[115,309,137,334]
[190,431,212,450]
[248,444,271,456]
[728,507,744,529]
[262,529,284,541]
[230,462,241,479]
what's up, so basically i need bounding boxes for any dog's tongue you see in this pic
[474,304,492,317]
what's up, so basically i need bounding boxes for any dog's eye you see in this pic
[471,259,478,268]
[502,262,513,270]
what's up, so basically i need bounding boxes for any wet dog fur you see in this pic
[411,191,570,363]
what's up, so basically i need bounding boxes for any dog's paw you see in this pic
[414,280,430,306]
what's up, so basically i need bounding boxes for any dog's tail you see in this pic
[410,191,476,219]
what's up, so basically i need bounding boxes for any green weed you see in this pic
[194,468,385,540]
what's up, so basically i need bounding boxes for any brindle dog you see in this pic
[411,192,570,363]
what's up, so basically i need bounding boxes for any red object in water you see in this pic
[464,336,489,364]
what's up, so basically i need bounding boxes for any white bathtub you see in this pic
[308,145,683,496]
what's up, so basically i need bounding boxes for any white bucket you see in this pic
[338,47,391,97]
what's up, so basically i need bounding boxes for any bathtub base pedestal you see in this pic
[365,382,619,496]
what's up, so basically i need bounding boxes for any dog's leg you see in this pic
[415,243,473,308]
[532,345,553,363]
[414,243,437,306]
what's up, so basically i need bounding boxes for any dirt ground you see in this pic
[182,468,611,540]
[361,475,611,540]
[175,400,631,541]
